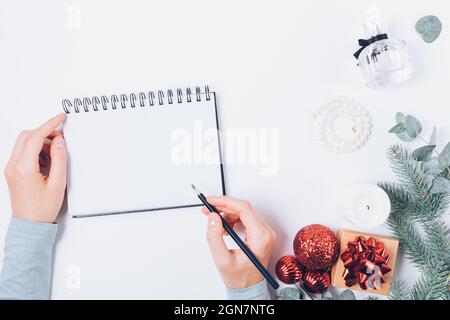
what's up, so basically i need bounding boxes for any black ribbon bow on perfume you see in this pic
[353,33,388,60]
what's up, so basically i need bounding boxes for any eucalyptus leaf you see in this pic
[412,145,436,161]
[438,142,450,170]
[395,112,406,123]
[321,290,333,300]
[429,126,437,145]
[339,289,356,300]
[416,15,442,43]
[279,287,302,300]
[430,177,450,194]
[396,131,415,142]
[389,123,406,134]
[423,157,443,175]
[405,115,422,139]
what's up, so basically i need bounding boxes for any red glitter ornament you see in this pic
[302,270,331,294]
[275,255,303,284]
[293,224,339,270]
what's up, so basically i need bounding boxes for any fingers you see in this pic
[206,196,264,232]
[201,207,236,236]
[207,196,251,213]
[206,212,232,269]
[20,114,66,170]
[201,206,235,216]
[201,206,240,223]
[35,113,66,139]
[46,130,64,140]
[201,207,211,216]
[47,135,67,191]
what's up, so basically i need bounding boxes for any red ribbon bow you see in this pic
[340,236,391,290]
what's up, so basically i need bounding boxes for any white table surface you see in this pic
[0,0,449,299]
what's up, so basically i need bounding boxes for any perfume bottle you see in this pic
[354,7,413,88]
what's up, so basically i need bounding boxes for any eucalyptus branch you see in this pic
[417,135,440,156]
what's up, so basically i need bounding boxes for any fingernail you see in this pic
[208,215,216,227]
[55,137,65,149]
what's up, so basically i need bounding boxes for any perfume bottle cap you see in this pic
[353,6,389,60]
[363,6,385,37]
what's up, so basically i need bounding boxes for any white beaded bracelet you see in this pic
[314,96,372,154]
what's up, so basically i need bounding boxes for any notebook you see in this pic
[62,86,226,218]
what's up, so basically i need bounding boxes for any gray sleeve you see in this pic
[226,280,271,300]
[0,216,58,300]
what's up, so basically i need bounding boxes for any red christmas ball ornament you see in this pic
[275,255,303,284]
[302,270,331,294]
[293,224,339,270]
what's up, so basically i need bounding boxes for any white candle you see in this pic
[337,184,391,228]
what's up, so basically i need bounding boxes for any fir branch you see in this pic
[411,258,448,300]
[381,144,450,300]
[378,182,423,221]
[379,182,430,270]
[389,279,412,300]
[387,145,446,220]
[422,219,450,270]
[379,181,450,268]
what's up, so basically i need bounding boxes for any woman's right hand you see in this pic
[202,196,276,289]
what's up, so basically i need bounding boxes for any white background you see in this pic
[0,0,449,299]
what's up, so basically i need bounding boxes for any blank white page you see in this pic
[63,90,225,217]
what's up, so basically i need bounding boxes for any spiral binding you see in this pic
[62,85,211,114]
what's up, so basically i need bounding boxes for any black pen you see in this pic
[191,184,279,290]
